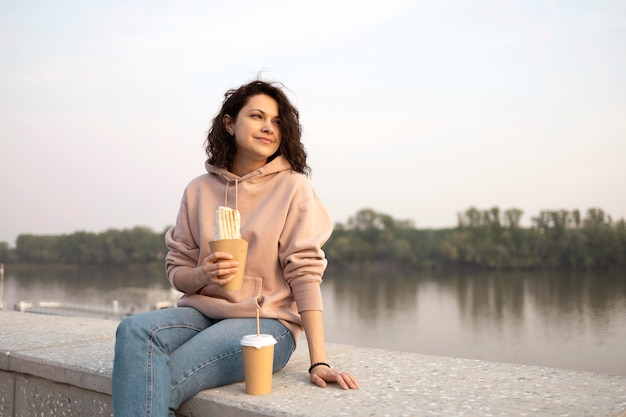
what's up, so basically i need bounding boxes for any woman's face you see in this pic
[224,94,281,174]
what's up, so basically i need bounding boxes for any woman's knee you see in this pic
[115,314,147,348]
[273,328,296,371]
[115,310,169,344]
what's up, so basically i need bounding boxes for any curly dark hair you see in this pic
[204,80,310,176]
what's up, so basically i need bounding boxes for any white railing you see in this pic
[14,298,175,320]
[0,263,4,310]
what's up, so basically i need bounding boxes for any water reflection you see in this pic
[325,268,420,322]
[323,267,626,375]
[2,265,625,375]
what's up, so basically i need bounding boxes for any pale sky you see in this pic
[1,0,625,245]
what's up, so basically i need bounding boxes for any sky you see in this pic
[1,0,625,246]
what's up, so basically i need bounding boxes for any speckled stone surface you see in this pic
[182,343,626,417]
[1,310,625,417]
[14,373,112,417]
[0,370,15,416]
[0,310,117,394]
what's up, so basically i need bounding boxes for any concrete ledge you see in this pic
[1,310,625,417]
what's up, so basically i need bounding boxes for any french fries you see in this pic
[215,206,241,240]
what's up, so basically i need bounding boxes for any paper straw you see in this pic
[256,308,260,336]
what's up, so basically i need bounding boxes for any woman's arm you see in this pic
[300,310,359,390]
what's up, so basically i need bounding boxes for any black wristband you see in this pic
[308,362,331,374]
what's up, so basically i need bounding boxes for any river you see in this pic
[1,265,625,375]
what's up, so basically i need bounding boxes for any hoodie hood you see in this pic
[204,156,293,209]
[204,155,293,182]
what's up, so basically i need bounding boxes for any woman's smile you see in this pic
[255,136,274,145]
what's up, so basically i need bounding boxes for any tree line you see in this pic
[0,227,167,265]
[325,207,625,270]
[1,207,624,270]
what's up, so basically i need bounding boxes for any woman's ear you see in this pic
[223,114,234,136]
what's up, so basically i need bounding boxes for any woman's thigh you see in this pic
[116,306,215,354]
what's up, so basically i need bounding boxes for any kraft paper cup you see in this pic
[208,239,248,291]
[240,334,277,395]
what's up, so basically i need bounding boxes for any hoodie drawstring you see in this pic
[223,178,240,210]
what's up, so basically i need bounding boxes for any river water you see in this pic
[2,265,625,375]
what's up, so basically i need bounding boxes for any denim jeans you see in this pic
[112,307,295,417]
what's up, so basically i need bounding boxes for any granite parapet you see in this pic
[1,310,625,417]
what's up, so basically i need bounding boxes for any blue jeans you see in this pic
[112,307,295,417]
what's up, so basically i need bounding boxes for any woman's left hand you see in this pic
[310,366,359,390]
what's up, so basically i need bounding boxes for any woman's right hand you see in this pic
[201,251,240,286]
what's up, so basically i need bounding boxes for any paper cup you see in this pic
[240,334,277,395]
[208,239,248,291]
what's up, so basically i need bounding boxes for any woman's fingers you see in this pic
[215,274,236,286]
[203,252,239,283]
[336,373,359,390]
[208,265,237,285]
[211,251,234,261]
[310,372,327,388]
[310,368,359,390]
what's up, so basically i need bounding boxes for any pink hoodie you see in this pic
[165,156,333,341]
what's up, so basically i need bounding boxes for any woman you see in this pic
[112,80,358,417]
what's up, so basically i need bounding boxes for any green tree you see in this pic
[0,242,15,263]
